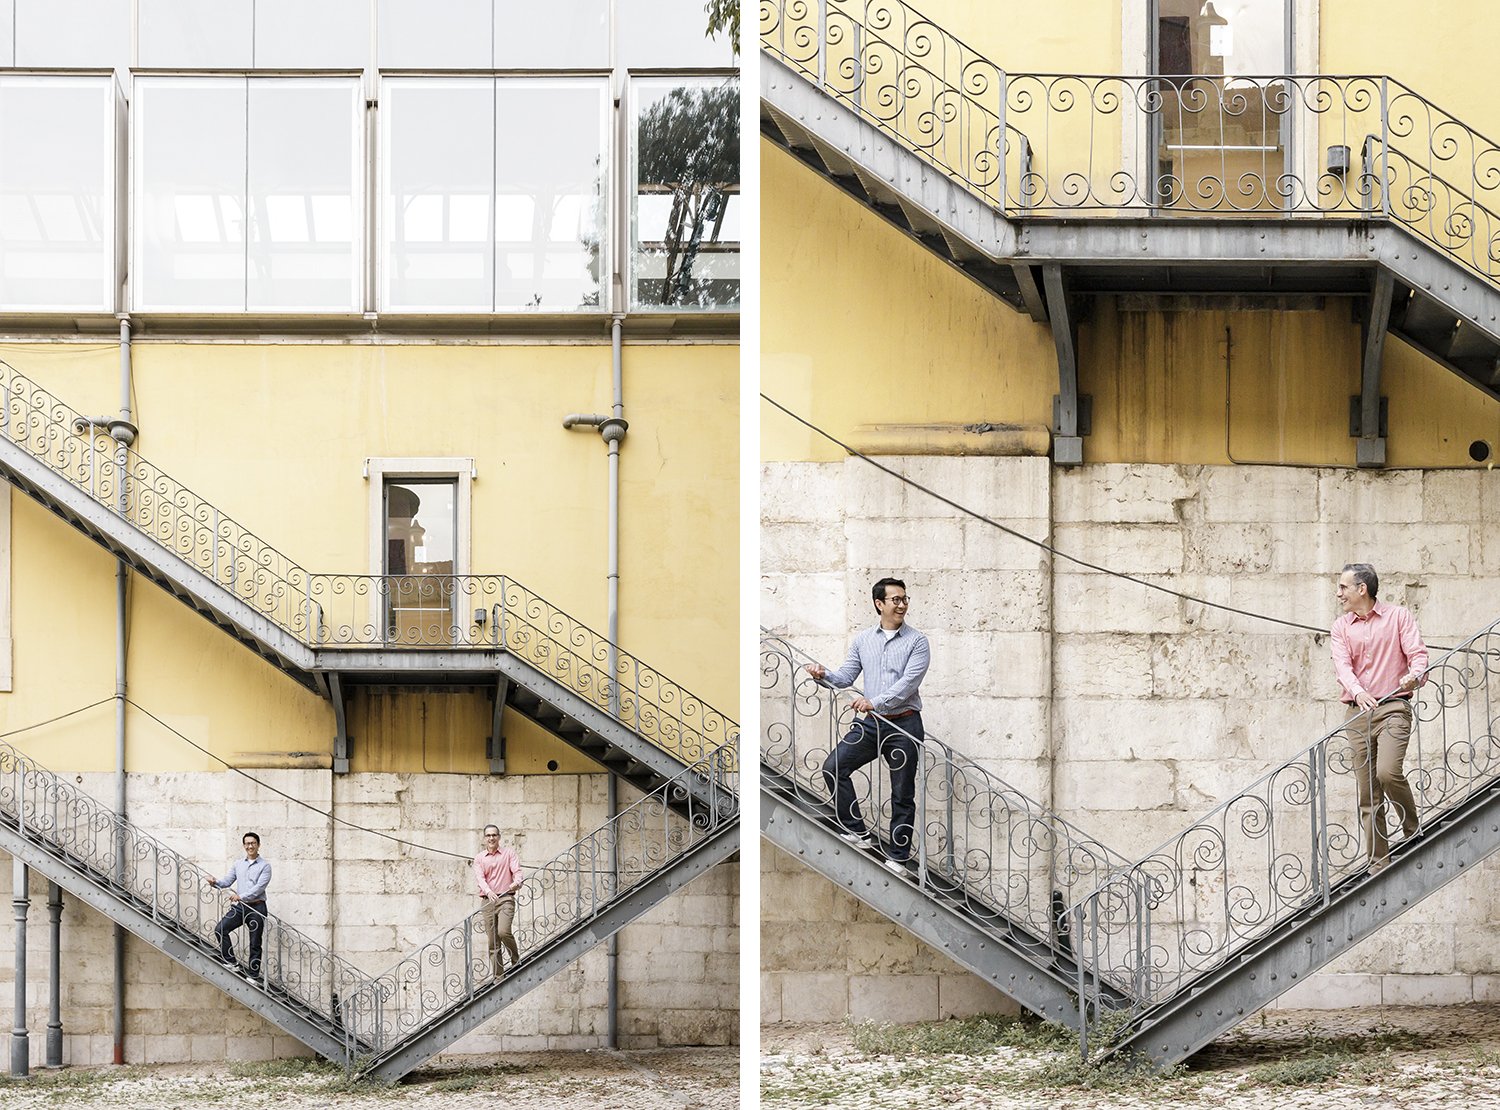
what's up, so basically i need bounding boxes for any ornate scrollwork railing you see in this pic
[0,736,377,1040]
[762,633,1126,956]
[337,741,738,1061]
[1069,616,1500,1057]
[760,0,1500,284]
[0,360,735,767]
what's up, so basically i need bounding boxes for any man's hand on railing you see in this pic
[850,696,875,713]
[803,662,827,680]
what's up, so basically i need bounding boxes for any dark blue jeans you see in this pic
[820,712,923,862]
[215,900,268,974]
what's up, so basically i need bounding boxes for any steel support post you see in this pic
[1043,263,1085,466]
[45,884,61,1068]
[1357,268,1394,467]
[11,859,29,1077]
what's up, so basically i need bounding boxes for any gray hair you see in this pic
[1342,563,1379,600]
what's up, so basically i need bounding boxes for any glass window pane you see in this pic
[632,77,740,310]
[0,76,115,310]
[138,0,253,68]
[495,80,606,312]
[15,0,128,70]
[377,0,491,69]
[493,1,607,68]
[255,0,370,69]
[382,79,494,311]
[134,77,247,311]
[385,479,457,644]
[248,79,361,311]
[0,2,12,66]
[617,0,736,69]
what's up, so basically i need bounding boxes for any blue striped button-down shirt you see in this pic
[214,857,272,903]
[821,623,931,713]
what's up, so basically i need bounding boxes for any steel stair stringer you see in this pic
[356,823,740,1083]
[0,817,354,1064]
[1105,779,1500,1069]
[0,438,318,690]
[762,773,1130,1030]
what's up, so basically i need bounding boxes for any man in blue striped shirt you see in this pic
[206,831,272,980]
[805,577,931,873]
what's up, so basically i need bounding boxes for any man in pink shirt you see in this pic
[1331,563,1429,873]
[473,824,523,977]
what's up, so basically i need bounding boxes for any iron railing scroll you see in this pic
[337,740,738,1065]
[0,360,735,768]
[762,633,1127,959]
[1068,616,1500,1060]
[760,0,1500,286]
[0,737,376,1046]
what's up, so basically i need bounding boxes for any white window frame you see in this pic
[364,456,474,636]
[0,483,11,691]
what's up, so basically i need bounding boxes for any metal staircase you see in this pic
[760,634,1131,1027]
[0,736,378,1062]
[766,616,1500,1067]
[760,0,1500,464]
[342,742,739,1081]
[0,361,735,801]
[0,730,737,1076]
[1066,615,1500,1069]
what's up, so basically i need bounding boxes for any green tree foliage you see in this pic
[705,0,740,55]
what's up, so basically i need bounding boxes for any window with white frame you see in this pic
[383,77,607,313]
[617,0,737,68]
[133,76,362,312]
[0,75,119,311]
[14,0,130,71]
[367,458,472,647]
[631,75,740,311]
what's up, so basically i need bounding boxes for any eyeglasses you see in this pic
[882,596,910,606]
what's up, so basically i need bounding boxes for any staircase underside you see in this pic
[763,52,1500,406]
[359,824,740,1083]
[761,771,1129,1029]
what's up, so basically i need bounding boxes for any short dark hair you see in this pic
[242,831,260,846]
[871,577,906,613]
[483,824,500,836]
[1342,563,1379,600]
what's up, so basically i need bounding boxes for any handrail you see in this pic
[0,360,736,767]
[0,735,377,1039]
[761,631,1128,957]
[761,0,1500,288]
[337,741,739,1063]
[1067,616,1500,1057]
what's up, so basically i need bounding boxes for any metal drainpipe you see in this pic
[561,315,627,1049]
[112,314,135,1066]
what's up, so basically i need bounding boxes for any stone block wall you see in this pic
[0,767,737,1066]
[762,456,1500,1020]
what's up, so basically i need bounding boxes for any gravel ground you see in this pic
[762,1006,1500,1109]
[0,1046,739,1109]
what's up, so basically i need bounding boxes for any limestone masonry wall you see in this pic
[762,457,1500,1020]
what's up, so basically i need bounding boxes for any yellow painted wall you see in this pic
[1,340,738,772]
[763,140,1500,467]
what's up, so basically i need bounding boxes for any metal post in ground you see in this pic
[45,883,62,1067]
[11,858,30,1077]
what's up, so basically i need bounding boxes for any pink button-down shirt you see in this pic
[472,847,522,898]
[1331,601,1428,704]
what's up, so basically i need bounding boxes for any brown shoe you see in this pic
[1369,858,1391,876]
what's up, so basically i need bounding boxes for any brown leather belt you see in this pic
[882,709,918,720]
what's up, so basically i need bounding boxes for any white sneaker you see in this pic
[882,858,908,875]
[838,831,875,848]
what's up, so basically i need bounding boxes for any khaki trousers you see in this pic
[480,894,518,977]
[1347,701,1419,864]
